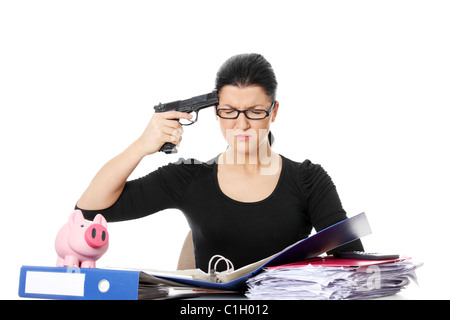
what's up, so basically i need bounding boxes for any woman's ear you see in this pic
[271,101,279,122]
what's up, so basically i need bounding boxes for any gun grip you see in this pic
[159,142,178,154]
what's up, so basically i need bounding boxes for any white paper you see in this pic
[246,260,423,300]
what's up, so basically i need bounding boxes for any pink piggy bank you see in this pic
[55,210,109,268]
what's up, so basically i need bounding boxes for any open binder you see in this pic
[19,212,371,299]
[148,212,371,291]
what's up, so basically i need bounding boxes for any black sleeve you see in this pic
[300,160,364,253]
[76,158,196,222]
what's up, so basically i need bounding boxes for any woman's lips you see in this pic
[235,134,251,141]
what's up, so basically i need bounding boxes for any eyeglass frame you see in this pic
[215,101,277,120]
[179,100,276,126]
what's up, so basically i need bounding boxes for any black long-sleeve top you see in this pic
[77,155,363,271]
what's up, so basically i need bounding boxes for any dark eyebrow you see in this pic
[219,104,266,110]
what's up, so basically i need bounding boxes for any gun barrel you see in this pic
[154,90,218,113]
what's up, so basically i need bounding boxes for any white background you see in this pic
[1,0,449,299]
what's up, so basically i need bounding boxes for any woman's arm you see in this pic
[76,111,192,210]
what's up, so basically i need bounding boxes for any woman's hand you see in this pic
[135,111,193,156]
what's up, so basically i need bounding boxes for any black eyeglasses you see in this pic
[215,101,276,120]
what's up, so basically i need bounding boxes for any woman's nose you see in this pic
[235,112,250,129]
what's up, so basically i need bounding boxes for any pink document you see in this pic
[267,255,407,270]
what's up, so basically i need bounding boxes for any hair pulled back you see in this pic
[215,53,278,102]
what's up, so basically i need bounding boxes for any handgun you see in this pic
[153,90,219,154]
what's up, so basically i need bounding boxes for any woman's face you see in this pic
[216,84,278,158]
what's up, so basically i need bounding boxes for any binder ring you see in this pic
[208,255,235,275]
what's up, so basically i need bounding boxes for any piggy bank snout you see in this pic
[84,223,109,249]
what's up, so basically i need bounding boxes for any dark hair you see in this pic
[215,53,278,102]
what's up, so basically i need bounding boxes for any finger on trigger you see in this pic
[162,110,193,120]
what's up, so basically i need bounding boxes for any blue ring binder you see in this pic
[18,266,140,300]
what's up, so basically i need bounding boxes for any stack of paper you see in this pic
[246,259,422,300]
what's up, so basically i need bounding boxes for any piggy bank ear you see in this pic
[93,214,108,228]
[69,209,85,226]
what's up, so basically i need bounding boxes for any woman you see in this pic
[76,53,363,272]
